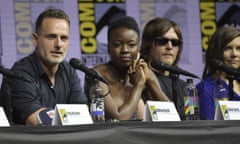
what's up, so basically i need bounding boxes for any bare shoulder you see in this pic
[93,64,112,81]
[93,64,109,74]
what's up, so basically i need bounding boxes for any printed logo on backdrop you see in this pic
[200,0,240,55]
[78,0,126,67]
[13,0,64,60]
[138,0,189,65]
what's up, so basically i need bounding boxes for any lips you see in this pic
[51,51,63,57]
[228,60,238,64]
[162,53,173,56]
[224,60,240,68]
[161,53,173,59]
[119,56,132,61]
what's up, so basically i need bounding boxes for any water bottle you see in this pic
[214,79,228,109]
[89,81,105,122]
[184,79,199,120]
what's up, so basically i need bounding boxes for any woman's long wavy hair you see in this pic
[202,26,240,79]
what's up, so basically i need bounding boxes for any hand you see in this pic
[128,58,146,86]
[130,58,153,82]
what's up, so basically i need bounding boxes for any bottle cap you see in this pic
[187,79,193,83]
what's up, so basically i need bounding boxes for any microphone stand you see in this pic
[226,75,234,100]
[169,73,179,114]
[2,76,13,125]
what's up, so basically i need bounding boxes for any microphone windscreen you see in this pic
[70,58,82,68]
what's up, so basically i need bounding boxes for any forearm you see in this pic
[147,85,169,101]
[25,107,47,126]
[119,91,143,119]
[110,83,145,120]
[146,71,169,101]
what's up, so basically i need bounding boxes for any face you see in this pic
[109,27,139,67]
[149,28,180,65]
[32,18,70,67]
[223,36,240,69]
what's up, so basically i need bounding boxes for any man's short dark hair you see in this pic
[35,9,70,33]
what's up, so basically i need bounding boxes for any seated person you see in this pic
[85,16,169,121]
[0,9,87,125]
[197,26,240,120]
[140,17,186,120]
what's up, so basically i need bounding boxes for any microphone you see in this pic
[0,66,32,82]
[211,59,240,78]
[69,58,109,84]
[151,60,199,79]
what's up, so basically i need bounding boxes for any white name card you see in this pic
[52,104,93,126]
[0,106,10,127]
[215,100,240,120]
[144,100,181,122]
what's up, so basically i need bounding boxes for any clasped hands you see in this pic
[128,58,152,86]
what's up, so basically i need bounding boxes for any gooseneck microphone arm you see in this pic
[150,60,190,119]
[211,59,240,100]
[0,66,32,82]
[2,76,13,125]
[211,59,240,79]
[0,66,32,125]
[151,60,200,79]
[69,58,111,97]
[70,58,109,85]
[169,73,180,117]
[227,75,234,100]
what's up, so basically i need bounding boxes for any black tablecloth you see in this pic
[0,120,240,144]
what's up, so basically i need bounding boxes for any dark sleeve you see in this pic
[67,66,88,104]
[0,77,6,107]
[8,67,42,124]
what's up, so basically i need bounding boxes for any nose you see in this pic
[231,48,239,56]
[121,43,129,52]
[166,41,174,49]
[55,37,63,48]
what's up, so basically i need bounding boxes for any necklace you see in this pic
[108,62,128,84]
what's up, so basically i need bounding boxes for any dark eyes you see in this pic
[224,46,240,51]
[111,41,137,48]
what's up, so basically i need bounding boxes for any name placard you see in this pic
[144,101,181,122]
[215,100,240,120]
[0,106,10,127]
[52,104,93,126]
